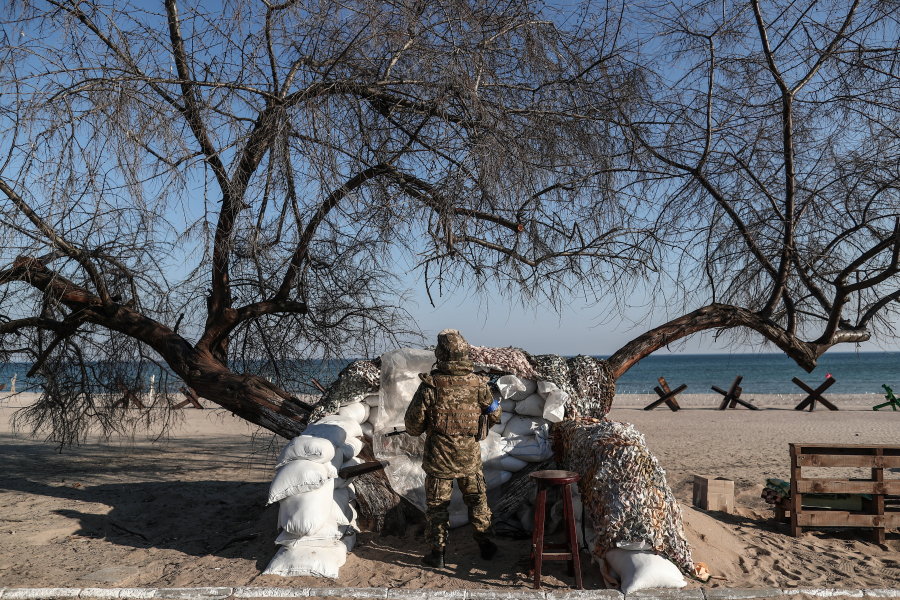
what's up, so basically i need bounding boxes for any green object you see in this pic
[874,384,900,411]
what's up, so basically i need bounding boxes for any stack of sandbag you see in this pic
[488,374,559,475]
[263,412,367,578]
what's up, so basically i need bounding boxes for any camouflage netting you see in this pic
[311,348,615,420]
[553,419,694,573]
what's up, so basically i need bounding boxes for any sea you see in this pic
[1,351,897,396]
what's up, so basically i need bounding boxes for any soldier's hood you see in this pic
[435,359,474,376]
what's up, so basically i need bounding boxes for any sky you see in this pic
[396,272,896,356]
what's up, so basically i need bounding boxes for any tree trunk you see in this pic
[606,303,824,379]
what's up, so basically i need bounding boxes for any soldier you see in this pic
[405,329,502,568]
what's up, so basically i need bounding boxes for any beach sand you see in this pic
[0,402,898,593]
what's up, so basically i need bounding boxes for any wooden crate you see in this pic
[775,444,900,543]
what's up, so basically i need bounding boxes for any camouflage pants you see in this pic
[424,473,492,549]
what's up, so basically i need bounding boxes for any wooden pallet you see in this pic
[777,444,900,543]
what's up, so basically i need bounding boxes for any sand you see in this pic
[0,402,898,593]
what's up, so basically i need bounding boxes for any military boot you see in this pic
[422,546,445,568]
[478,540,498,560]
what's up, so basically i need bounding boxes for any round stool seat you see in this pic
[530,469,579,485]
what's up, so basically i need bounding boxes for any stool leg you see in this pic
[562,485,574,577]
[564,483,583,589]
[533,484,546,590]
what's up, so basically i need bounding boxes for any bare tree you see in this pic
[604,0,900,378]
[0,0,649,443]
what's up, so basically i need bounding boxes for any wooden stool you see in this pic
[528,470,583,590]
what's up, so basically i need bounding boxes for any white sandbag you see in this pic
[337,402,369,424]
[275,436,336,469]
[339,437,364,460]
[509,378,537,401]
[263,543,347,578]
[501,455,529,472]
[496,375,526,400]
[361,422,373,439]
[490,423,505,434]
[367,405,380,425]
[515,393,545,417]
[604,549,686,594]
[504,431,554,462]
[333,486,357,526]
[537,381,568,423]
[501,470,512,485]
[275,526,342,547]
[364,393,380,407]
[500,410,513,425]
[302,422,348,448]
[316,415,363,439]
[503,415,551,437]
[500,399,516,413]
[277,479,336,534]
[269,460,336,504]
[484,468,513,490]
[329,450,345,473]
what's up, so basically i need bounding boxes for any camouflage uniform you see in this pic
[405,329,502,550]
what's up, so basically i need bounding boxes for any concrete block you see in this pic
[1,588,6,599]
[782,591,863,598]
[465,591,546,600]
[308,590,387,599]
[79,590,122,599]
[117,591,156,600]
[3,590,82,599]
[154,589,233,600]
[863,593,900,599]
[626,590,703,600]
[706,590,784,600]
[546,591,624,600]
[427,592,466,600]
[234,589,310,598]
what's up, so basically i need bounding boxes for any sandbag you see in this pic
[501,455,529,472]
[342,532,357,552]
[518,503,535,532]
[263,543,348,578]
[277,479,336,535]
[316,415,364,440]
[509,378,537,401]
[500,399,516,413]
[275,436,336,469]
[337,402,369,424]
[503,431,554,462]
[490,423,505,434]
[275,526,342,547]
[301,422,348,448]
[604,549,686,594]
[269,460,337,504]
[367,405,380,425]
[339,437,364,460]
[333,486,357,526]
[361,422,373,439]
[537,381,568,423]
[515,393,545,417]
[500,410,513,425]
[503,415,551,437]
[329,449,345,473]
[364,393,380,407]
[496,375,526,400]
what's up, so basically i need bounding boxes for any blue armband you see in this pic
[483,398,500,414]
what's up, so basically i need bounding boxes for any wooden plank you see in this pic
[796,479,900,495]
[795,454,900,468]
[790,445,802,537]
[797,512,900,527]
[338,460,387,480]
[790,443,900,451]
[540,552,574,561]
[873,449,886,543]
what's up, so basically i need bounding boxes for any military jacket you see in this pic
[404,359,501,478]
